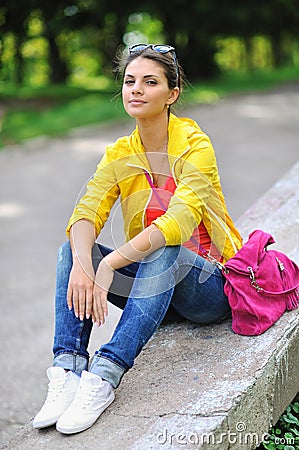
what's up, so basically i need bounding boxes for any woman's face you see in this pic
[122,56,178,120]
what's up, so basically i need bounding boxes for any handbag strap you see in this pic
[252,284,299,296]
[247,265,299,295]
[143,170,208,256]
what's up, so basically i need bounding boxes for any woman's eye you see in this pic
[124,79,157,86]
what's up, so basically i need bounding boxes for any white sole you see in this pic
[33,417,59,429]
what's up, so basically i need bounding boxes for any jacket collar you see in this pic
[130,113,198,158]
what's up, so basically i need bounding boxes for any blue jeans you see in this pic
[53,242,230,388]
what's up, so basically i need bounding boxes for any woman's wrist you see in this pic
[104,251,131,271]
[103,225,165,271]
[101,257,115,270]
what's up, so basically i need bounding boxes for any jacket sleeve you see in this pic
[66,150,120,237]
[152,133,219,245]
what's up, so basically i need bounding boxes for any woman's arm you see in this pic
[106,224,166,269]
[68,219,97,320]
[92,224,166,326]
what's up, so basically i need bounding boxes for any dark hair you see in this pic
[114,46,184,103]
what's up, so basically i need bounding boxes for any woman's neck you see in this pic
[137,114,169,153]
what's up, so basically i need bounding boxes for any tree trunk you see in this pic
[14,35,25,85]
[47,33,69,84]
[177,32,218,80]
[271,34,283,67]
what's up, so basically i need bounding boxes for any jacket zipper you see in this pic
[126,162,154,229]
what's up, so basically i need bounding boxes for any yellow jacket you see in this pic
[66,114,242,262]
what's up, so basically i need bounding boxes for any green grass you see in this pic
[0,85,126,147]
[182,65,299,105]
[1,66,299,148]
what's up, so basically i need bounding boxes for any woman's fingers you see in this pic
[67,284,73,311]
[67,258,113,325]
[93,285,108,326]
[85,286,93,319]
[78,286,87,320]
[67,263,95,320]
[67,279,107,325]
[67,285,80,317]
[92,258,114,325]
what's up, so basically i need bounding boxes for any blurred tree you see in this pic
[31,0,77,83]
[144,0,299,79]
[41,7,69,82]
[0,0,298,86]
[76,0,140,72]
[152,0,219,79]
[213,0,299,68]
[0,0,33,84]
[0,0,72,84]
[260,0,299,66]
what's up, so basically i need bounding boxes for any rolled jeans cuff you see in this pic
[89,355,125,389]
[53,352,88,377]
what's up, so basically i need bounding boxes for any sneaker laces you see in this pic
[45,379,65,404]
[72,383,100,409]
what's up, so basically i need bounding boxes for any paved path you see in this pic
[1,83,299,446]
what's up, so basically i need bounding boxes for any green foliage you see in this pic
[215,36,274,72]
[1,2,299,86]
[182,66,299,105]
[0,84,126,147]
[259,396,299,450]
[124,12,164,47]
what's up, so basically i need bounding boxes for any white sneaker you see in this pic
[33,367,80,429]
[56,371,115,434]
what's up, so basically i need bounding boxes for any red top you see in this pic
[146,175,222,260]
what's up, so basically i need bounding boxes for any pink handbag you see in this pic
[222,229,299,335]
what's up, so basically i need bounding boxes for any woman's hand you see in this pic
[67,258,95,321]
[90,224,165,325]
[67,221,164,326]
[92,258,115,326]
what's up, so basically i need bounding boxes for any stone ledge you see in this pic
[4,161,299,450]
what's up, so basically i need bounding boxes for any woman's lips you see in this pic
[129,99,146,105]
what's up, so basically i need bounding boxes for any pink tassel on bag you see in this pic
[275,256,299,310]
[286,291,299,310]
[281,270,299,310]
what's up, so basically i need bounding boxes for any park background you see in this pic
[1,1,299,449]
[1,0,299,147]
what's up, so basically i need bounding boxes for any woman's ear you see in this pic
[167,87,180,106]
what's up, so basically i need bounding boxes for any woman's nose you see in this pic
[132,82,143,94]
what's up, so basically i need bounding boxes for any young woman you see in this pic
[33,44,242,435]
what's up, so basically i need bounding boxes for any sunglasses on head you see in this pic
[129,44,179,85]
